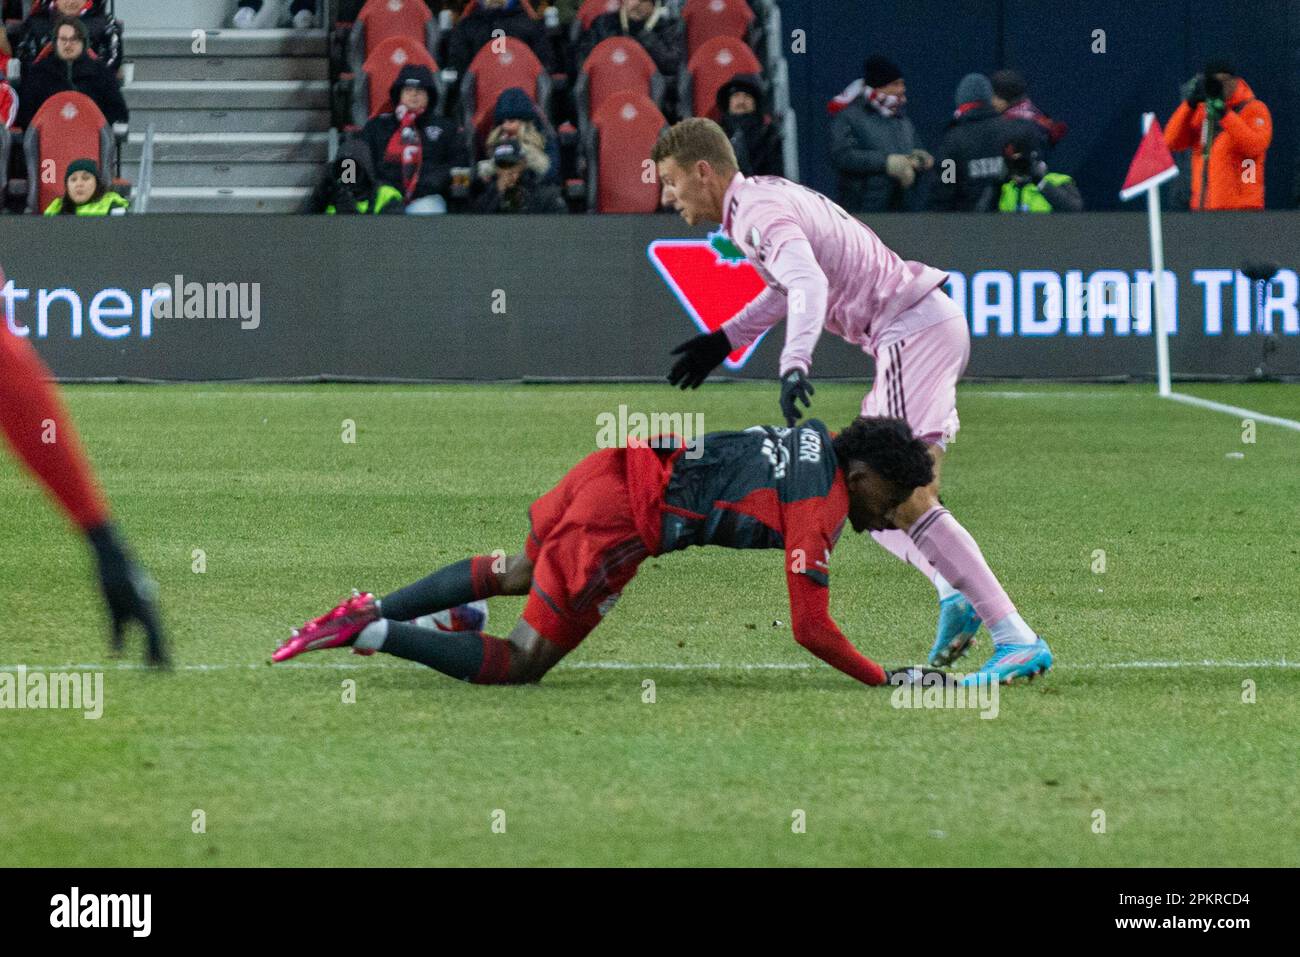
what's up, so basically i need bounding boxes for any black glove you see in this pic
[87,523,169,667]
[778,369,815,426]
[1185,74,1206,107]
[1203,73,1224,101]
[667,329,730,390]
[884,666,951,686]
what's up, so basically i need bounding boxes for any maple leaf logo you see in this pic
[646,231,769,370]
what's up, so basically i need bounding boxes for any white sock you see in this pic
[354,619,389,651]
[987,612,1036,646]
[934,571,959,602]
[233,7,255,28]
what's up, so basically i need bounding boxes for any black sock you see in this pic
[378,621,512,683]
[380,558,477,621]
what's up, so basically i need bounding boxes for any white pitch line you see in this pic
[974,391,1127,400]
[1166,391,1300,432]
[0,660,1295,673]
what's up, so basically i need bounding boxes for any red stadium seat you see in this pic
[355,35,439,125]
[576,0,621,30]
[587,91,667,213]
[347,0,437,73]
[680,36,761,120]
[575,37,662,137]
[461,36,549,142]
[22,91,116,214]
[682,0,755,61]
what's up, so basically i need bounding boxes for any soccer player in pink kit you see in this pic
[653,119,1051,685]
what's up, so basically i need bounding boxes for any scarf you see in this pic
[952,101,984,120]
[826,78,902,118]
[384,104,424,200]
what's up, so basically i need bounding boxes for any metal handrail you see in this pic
[133,122,155,214]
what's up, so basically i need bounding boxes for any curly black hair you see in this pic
[832,416,934,491]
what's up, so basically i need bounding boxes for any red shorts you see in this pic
[523,448,653,652]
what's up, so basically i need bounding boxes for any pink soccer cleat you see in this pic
[273,591,379,663]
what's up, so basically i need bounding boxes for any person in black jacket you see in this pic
[306,138,405,215]
[716,74,781,177]
[16,0,122,75]
[446,0,555,77]
[473,137,566,213]
[14,17,128,129]
[361,64,468,214]
[928,72,1015,212]
[578,0,681,77]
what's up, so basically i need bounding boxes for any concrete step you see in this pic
[129,56,329,82]
[128,108,331,134]
[144,186,312,213]
[125,161,322,188]
[125,28,329,57]
[126,80,332,110]
[123,131,332,164]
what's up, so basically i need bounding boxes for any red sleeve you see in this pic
[0,323,109,531]
[1218,100,1272,156]
[786,572,886,687]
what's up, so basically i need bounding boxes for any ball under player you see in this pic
[654,119,1051,686]
[1,267,167,665]
[272,416,943,689]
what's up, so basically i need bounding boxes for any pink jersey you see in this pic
[720,173,951,373]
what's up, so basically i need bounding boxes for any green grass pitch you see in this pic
[1,381,1297,867]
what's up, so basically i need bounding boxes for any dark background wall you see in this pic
[779,0,1300,211]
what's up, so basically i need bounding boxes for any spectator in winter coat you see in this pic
[14,17,128,128]
[716,73,781,177]
[447,0,555,77]
[486,86,559,182]
[578,0,680,77]
[928,72,1016,212]
[361,64,468,214]
[474,137,566,213]
[976,135,1082,213]
[989,69,1067,154]
[17,0,122,75]
[1164,58,1271,211]
[829,55,932,212]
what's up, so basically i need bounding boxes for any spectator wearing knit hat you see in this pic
[928,72,1016,212]
[717,73,782,177]
[828,54,933,212]
[990,68,1067,154]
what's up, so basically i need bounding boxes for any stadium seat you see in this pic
[353,35,439,127]
[585,90,667,213]
[347,0,438,74]
[574,37,664,139]
[21,91,116,214]
[681,0,755,61]
[678,35,761,121]
[460,36,550,144]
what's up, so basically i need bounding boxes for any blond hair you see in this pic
[651,118,738,176]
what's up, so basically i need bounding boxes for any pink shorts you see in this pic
[862,292,970,448]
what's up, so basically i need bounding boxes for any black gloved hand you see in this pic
[883,666,951,686]
[667,329,730,390]
[87,523,169,668]
[778,369,815,426]
[1203,73,1224,101]
[1185,74,1206,107]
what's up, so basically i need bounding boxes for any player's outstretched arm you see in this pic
[0,322,168,666]
[786,571,886,686]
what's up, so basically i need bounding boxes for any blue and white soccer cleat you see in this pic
[960,637,1053,686]
[927,593,982,667]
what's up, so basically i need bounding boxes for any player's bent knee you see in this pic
[503,619,565,683]
[497,554,534,596]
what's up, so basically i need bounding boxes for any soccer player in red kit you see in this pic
[272,416,939,688]
[654,118,1052,686]
[1,267,167,665]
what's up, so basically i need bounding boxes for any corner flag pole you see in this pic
[1141,112,1173,397]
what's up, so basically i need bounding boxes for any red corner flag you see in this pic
[1120,118,1178,201]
